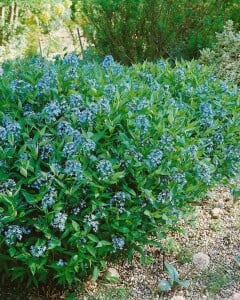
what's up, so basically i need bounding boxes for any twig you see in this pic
[77,27,84,59]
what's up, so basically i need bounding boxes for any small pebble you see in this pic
[105,267,120,280]
[233,292,240,300]
[171,296,185,300]
[192,252,210,270]
[210,207,222,219]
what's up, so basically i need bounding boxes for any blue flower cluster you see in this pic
[2,119,21,139]
[110,192,127,213]
[32,172,54,190]
[157,190,173,204]
[62,142,78,158]
[57,121,74,137]
[56,259,67,266]
[102,55,114,70]
[30,245,47,257]
[51,212,68,232]
[96,160,114,180]
[37,68,58,95]
[135,115,150,133]
[4,225,31,245]
[0,179,16,194]
[40,143,53,160]
[194,162,212,185]
[172,171,187,185]
[112,236,125,252]
[42,101,62,123]
[64,160,83,179]
[147,149,163,168]
[199,102,214,127]
[42,188,57,210]
[84,214,99,232]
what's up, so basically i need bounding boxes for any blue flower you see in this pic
[96,160,114,180]
[30,245,47,257]
[51,212,67,232]
[42,188,57,210]
[102,55,114,70]
[42,101,62,123]
[57,121,74,137]
[147,149,163,168]
[112,236,125,252]
[64,160,83,179]
[135,115,150,133]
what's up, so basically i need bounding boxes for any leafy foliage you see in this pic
[77,0,240,64]
[159,262,190,292]
[0,54,239,286]
[200,20,240,86]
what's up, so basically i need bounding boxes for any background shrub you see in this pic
[200,20,240,86]
[0,54,239,286]
[76,0,240,64]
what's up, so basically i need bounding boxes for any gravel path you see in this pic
[80,186,240,300]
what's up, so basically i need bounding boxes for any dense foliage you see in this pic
[0,0,72,58]
[77,0,240,64]
[200,20,240,86]
[0,54,239,286]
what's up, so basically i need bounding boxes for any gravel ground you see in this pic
[81,186,240,300]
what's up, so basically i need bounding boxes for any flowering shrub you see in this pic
[200,20,240,86]
[0,54,239,286]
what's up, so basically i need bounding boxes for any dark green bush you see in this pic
[77,0,240,64]
[0,54,239,286]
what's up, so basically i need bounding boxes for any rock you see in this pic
[171,296,185,300]
[232,293,240,300]
[215,201,225,209]
[105,267,120,280]
[192,252,210,270]
[210,207,222,219]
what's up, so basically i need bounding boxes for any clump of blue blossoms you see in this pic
[42,188,57,210]
[57,121,74,137]
[135,115,150,133]
[110,192,127,213]
[56,259,67,267]
[64,160,83,179]
[40,143,53,160]
[96,160,114,180]
[147,149,163,168]
[0,126,7,141]
[51,213,68,232]
[62,142,78,158]
[4,225,30,245]
[84,214,99,232]
[42,101,62,123]
[102,55,114,70]
[112,236,125,252]
[194,163,212,185]
[0,179,16,194]
[30,245,47,257]
[2,119,21,138]
[157,190,173,204]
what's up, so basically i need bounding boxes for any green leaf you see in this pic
[72,220,80,232]
[86,245,96,257]
[176,279,190,288]
[29,263,36,275]
[87,234,99,243]
[20,167,28,177]
[158,279,172,291]
[164,262,179,282]
[92,266,99,281]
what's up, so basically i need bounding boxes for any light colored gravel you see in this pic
[81,186,240,299]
